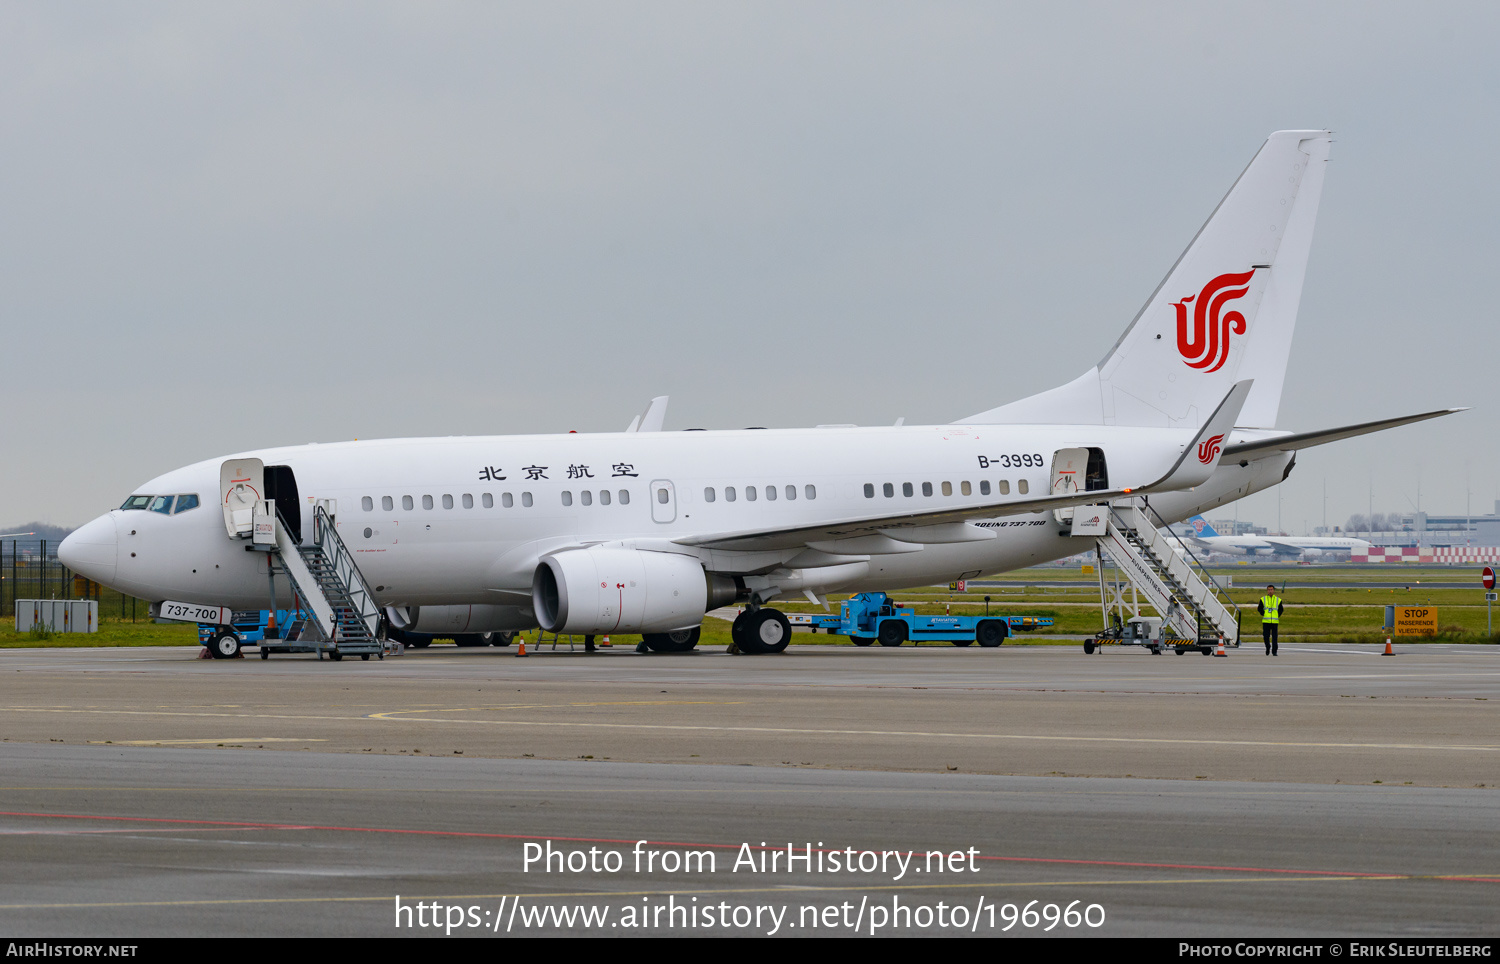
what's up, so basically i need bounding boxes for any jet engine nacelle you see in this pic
[387,604,536,634]
[533,547,737,634]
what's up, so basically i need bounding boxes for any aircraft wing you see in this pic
[680,381,1253,553]
[1223,408,1465,461]
[675,485,1138,552]
[1260,539,1307,556]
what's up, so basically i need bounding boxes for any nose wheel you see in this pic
[207,631,242,659]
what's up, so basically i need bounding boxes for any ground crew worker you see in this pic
[1259,585,1283,655]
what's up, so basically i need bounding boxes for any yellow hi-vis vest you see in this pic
[1261,595,1282,624]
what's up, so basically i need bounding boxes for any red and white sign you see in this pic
[1483,567,1495,590]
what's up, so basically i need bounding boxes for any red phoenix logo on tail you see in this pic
[1197,434,1225,465]
[1175,270,1257,373]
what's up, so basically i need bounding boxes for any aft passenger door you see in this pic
[649,479,676,524]
[1050,448,1090,527]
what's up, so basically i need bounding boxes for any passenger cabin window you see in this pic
[422,495,434,510]
[704,487,716,503]
[522,492,533,507]
[786,485,796,500]
[864,484,874,499]
[1018,479,1029,495]
[980,480,991,495]
[562,491,573,506]
[462,493,473,508]
[883,483,894,498]
[765,485,776,501]
[745,486,757,502]
[921,482,933,497]
[442,494,454,509]
[805,485,816,500]
[725,487,737,502]
[618,490,630,505]
[482,493,493,508]
[960,481,971,496]
[382,496,394,511]
[174,494,200,513]
[402,495,414,510]
[581,491,592,506]
[600,490,611,505]
[501,493,513,508]
[998,480,1010,495]
[656,487,669,504]
[902,483,914,497]
[362,496,373,512]
[942,482,953,496]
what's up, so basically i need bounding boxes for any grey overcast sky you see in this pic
[2,2,1495,532]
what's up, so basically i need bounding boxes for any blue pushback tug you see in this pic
[787,592,1053,648]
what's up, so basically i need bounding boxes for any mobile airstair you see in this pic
[1090,502,1241,654]
[257,502,384,661]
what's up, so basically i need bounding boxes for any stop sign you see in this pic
[1484,567,1495,590]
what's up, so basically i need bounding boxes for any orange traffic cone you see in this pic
[1382,637,1394,656]
[600,635,612,648]
[1214,638,1227,657]
[516,636,529,657]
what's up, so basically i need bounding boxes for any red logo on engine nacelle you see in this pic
[1197,434,1225,465]
[1175,270,1256,373]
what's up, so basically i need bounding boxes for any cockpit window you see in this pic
[120,495,152,511]
[149,496,175,514]
[174,494,200,513]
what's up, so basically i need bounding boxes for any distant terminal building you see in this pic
[1208,520,1266,537]
[1348,502,1500,563]
[1347,503,1500,548]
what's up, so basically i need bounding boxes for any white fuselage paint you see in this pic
[76,423,1293,618]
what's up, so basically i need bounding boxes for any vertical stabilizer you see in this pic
[959,130,1331,430]
[1188,516,1222,539]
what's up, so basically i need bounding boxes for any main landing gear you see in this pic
[731,608,791,655]
[641,627,701,653]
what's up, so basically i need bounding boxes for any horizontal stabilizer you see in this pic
[1223,408,1465,461]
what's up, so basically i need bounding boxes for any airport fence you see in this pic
[1,539,150,622]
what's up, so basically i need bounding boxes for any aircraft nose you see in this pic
[58,514,118,585]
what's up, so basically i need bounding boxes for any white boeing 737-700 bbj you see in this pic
[60,131,1459,657]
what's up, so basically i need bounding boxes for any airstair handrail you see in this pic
[309,504,381,639]
[1137,501,1241,624]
